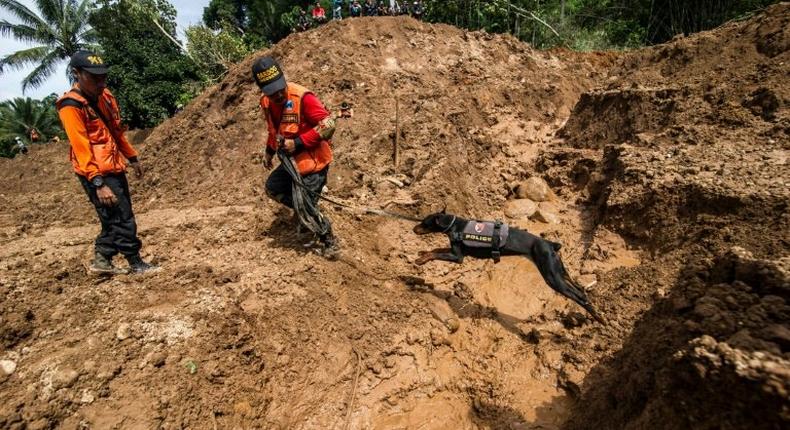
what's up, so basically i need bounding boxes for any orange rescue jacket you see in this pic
[56,86,137,180]
[260,83,332,175]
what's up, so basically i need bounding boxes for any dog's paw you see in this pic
[414,254,431,266]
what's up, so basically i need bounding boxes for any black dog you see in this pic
[413,211,603,323]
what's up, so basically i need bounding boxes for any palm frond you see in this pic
[1,0,95,89]
[20,50,61,92]
[0,20,48,44]
[0,45,52,71]
[0,96,64,141]
[34,0,64,26]
[0,0,48,28]
[76,27,98,44]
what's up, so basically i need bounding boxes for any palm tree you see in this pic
[0,0,98,92]
[0,96,63,144]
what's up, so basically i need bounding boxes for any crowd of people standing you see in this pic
[295,0,424,32]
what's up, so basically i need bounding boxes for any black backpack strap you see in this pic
[57,98,82,109]
[491,220,503,263]
[72,88,123,145]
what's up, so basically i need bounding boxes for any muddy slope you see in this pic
[547,3,790,429]
[1,6,789,430]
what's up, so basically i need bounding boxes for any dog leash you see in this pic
[275,150,422,223]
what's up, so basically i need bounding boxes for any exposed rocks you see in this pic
[504,199,538,219]
[52,368,79,389]
[516,177,553,202]
[0,360,17,380]
[116,323,131,341]
[531,202,561,224]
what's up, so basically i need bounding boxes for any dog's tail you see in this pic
[532,240,605,323]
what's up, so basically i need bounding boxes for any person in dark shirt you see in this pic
[349,1,362,17]
[411,1,424,20]
[333,0,344,20]
[364,0,378,16]
[295,8,312,32]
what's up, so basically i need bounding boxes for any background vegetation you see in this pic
[0,0,781,157]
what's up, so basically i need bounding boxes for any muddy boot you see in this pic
[126,254,161,274]
[89,251,122,274]
[319,234,340,260]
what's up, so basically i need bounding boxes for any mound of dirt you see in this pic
[568,247,790,429]
[1,5,788,429]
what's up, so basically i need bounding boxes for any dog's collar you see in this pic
[441,215,457,233]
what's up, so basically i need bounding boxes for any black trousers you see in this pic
[78,173,142,257]
[265,163,333,237]
[265,164,329,209]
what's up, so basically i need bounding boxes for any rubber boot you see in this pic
[89,251,121,274]
[126,254,161,274]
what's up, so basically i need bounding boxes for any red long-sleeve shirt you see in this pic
[265,92,330,151]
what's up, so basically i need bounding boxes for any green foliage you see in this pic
[0,0,98,92]
[203,0,248,31]
[90,0,200,128]
[201,0,326,46]
[186,24,252,82]
[0,96,63,158]
[280,5,306,32]
[419,0,780,49]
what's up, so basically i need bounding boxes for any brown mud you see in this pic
[1,4,788,429]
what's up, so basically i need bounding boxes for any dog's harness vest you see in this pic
[451,220,509,262]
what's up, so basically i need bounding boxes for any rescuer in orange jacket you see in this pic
[57,50,159,274]
[253,56,339,258]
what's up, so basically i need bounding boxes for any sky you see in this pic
[0,0,210,101]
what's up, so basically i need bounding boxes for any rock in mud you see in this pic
[445,317,461,333]
[53,368,79,389]
[504,199,538,219]
[532,202,561,224]
[0,360,17,379]
[116,323,131,341]
[516,177,553,202]
[430,328,451,346]
[80,390,96,404]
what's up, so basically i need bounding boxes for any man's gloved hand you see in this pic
[96,185,118,206]
[263,152,274,169]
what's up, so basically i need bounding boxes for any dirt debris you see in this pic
[1,5,789,429]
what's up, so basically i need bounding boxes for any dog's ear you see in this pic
[436,214,453,230]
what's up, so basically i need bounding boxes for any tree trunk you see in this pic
[151,17,193,60]
[561,0,565,26]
